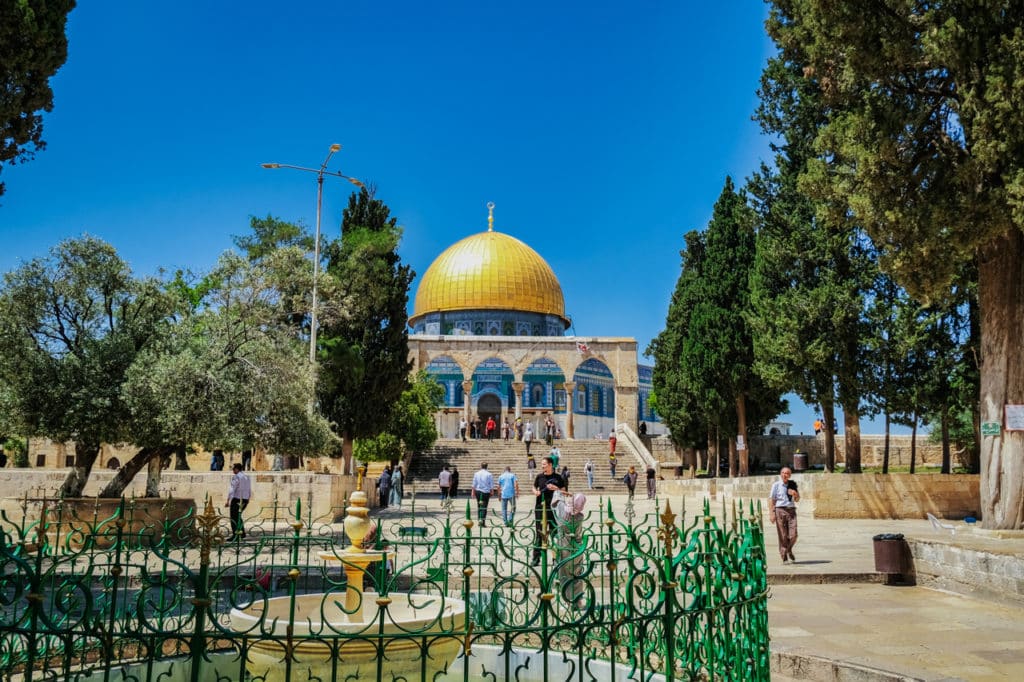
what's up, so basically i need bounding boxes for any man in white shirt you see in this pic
[472,463,495,527]
[768,467,800,562]
[459,417,468,442]
[226,463,252,540]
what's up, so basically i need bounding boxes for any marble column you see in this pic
[564,381,576,439]
[614,385,639,434]
[462,379,474,422]
[512,382,525,419]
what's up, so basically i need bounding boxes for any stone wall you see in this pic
[910,533,1024,605]
[21,438,347,474]
[657,433,948,471]
[0,469,366,527]
[812,474,979,520]
[658,473,979,520]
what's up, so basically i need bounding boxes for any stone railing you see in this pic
[614,423,657,471]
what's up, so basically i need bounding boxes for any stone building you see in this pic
[408,204,661,440]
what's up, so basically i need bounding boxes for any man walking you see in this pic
[768,467,800,562]
[584,458,594,489]
[497,466,519,526]
[438,465,452,507]
[225,463,252,540]
[472,463,495,526]
[532,457,566,566]
[460,416,468,442]
[486,416,497,441]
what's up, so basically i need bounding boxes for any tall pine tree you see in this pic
[318,188,413,473]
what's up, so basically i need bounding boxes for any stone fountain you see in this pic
[229,467,466,681]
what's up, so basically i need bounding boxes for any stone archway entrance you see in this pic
[477,393,502,426]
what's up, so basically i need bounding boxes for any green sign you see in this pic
[981,422,1001,436]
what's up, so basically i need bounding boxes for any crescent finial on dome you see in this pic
[487,201,495,232]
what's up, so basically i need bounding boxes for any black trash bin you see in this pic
[872,533,913,582]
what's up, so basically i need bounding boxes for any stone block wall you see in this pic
[811,474,979,519]
[22,438,348,474]
[910,535,1024,605]
[658,473,979,520]
[0,470,364,528]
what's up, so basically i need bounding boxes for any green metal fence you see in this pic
[0,492,769,681]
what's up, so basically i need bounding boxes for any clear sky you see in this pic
[0,1,886,436]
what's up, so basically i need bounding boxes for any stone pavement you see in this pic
[380,489,1024,681]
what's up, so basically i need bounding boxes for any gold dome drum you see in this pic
[411,229,569,328]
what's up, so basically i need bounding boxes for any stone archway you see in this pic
[476,393,502,426]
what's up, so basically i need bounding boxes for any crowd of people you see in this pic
[458,414,563,445]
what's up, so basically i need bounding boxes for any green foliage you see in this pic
[391,372,444,454]
[766,1,1023,299]
[2,436,27,467]
[123,251,339,458]
[0,0,75,196]
[319,189,413,443]
[232,214,314,262]
[0,236,177,496]
[353,432,402,463]
[648,231,708,450]
[750,36,879,470]
[649,179,785,465]
[352,372,443,463]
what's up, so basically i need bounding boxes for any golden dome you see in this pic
[411,228,568,325]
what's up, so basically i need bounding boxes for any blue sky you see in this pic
[1,1,882,436]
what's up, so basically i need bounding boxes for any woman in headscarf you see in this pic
[389,465,404,508]
[555,493,588,605]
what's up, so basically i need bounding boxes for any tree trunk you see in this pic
[736,394,749,476]
[727,437,737,478]
[842,402,862,473]
[968,279,982,474]
[58,441,101,498]
[940,403,951,474]
[821,398,836,472]
[342,433,354,475]
[707,427,718,477]
[97,446,173,499]
[882,412,891,475]
[145,454,162,497]
[979,228,1024,529]
[910,414,917,475]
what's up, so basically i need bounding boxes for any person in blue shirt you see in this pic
[497,466,520,526]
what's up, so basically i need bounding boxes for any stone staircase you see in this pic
[407,438,646,495]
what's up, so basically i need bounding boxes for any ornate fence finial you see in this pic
[195,496,223,563]
[658,500,677,555]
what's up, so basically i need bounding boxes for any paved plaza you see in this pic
[377,489,1024,681]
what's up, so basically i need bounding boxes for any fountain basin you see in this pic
[229,591,467,682]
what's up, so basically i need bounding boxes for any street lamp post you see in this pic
[262,145,364,364]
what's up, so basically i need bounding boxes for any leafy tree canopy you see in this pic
[0,236,176,496]
[0,0,75,196]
